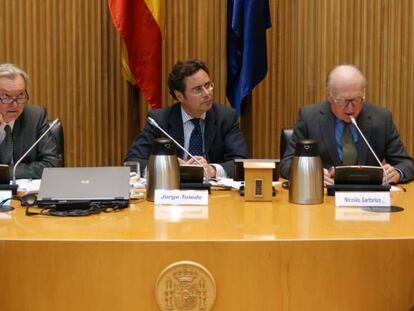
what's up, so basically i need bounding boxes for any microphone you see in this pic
[12,119,60,185]
[349,116,389,184]
[147,117,209,181]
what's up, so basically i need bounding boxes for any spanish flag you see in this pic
[109,0,165,109]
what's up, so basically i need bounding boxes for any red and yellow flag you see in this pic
[109,0,165,109]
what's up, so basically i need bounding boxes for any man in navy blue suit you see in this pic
[125,59,249,178]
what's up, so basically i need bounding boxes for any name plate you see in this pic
[154,189,208,205]
[335,191,390,207]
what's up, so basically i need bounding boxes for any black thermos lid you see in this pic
[151,137,177,155]
[294,139,319,157]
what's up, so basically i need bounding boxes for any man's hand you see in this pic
[178,156,216,178]
[383,164,401,184]
[324,167,335,186]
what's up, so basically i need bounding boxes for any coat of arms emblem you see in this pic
[155,261,216,311]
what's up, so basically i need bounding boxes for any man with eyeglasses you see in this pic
[0,63,62,179]
[125,59,249,178]
[280,64,414,185]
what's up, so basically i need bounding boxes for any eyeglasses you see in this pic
[189,81,214,96]
[0,91,29,104]
[331,95,364,108]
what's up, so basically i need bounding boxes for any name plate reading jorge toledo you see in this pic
[154,189,209,205]
[335,191,390,207]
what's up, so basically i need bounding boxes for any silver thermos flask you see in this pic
[289,139,324,204]
[146,137,180,201]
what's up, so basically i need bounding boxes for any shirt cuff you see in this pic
[395,167,405,182]
[210,164,227,178]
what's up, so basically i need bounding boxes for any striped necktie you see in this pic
[341,123,357,165]
[0,125,13,164]
[189,118,203,156]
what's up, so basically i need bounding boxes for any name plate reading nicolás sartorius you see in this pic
[335,191,390,207]
[154,189,209,205]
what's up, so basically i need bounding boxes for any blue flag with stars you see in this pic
[226,0,271,115]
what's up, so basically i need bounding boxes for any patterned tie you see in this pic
[342,123,357,165]
[189,118,203,156]
[0,125,13,164]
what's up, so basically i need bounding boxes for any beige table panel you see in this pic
[1,183,414,310]
[1,240,414,311]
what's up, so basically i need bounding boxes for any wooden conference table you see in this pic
[1,182,414,310]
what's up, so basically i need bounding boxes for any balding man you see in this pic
[279,64,414,185]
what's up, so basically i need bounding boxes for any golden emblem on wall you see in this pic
[155,261,216,311]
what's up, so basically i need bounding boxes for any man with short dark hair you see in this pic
[125,59,249,178]
[0,63,62,179]
[279,64,414,185]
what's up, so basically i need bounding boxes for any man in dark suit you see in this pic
[124,59,249,178]
[0,63,62,179]
[280,64,414,185]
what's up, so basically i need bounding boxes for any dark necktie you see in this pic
[0,125,13,164]
[189,118,203,156]
[342,123,357,165]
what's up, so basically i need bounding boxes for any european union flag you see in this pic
[226,0,271,115]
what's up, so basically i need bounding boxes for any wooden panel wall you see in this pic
[159,1,227,123]
[0,0,413,166]
[0,0,130,167]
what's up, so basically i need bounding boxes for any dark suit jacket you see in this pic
[7,104,62,179]
[279,101,414,183]
[124,102,249,177]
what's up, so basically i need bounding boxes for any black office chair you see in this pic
[48,119,64,165]
[279,128,293,158]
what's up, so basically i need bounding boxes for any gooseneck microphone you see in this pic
[12,119,60,185]
[147,117,209,180]
[349,116,389,184]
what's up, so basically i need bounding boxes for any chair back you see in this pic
[49,120,64,165]
[280,128,293,158]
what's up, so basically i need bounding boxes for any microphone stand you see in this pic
[12,119,59,185]
[0,119,59,212]
[349,116,389,185]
